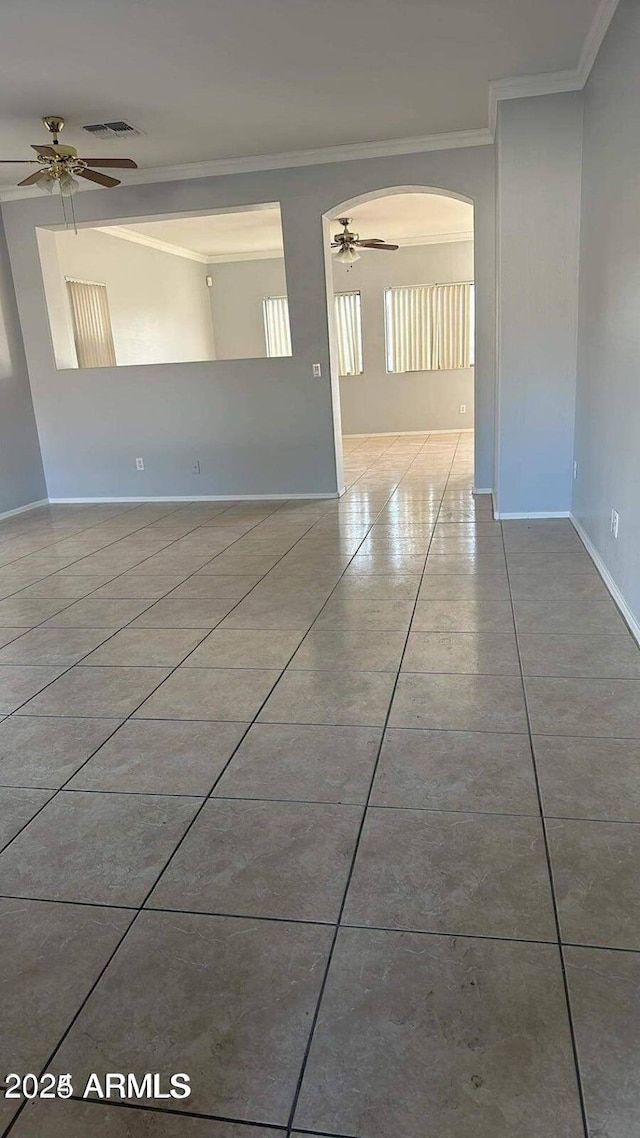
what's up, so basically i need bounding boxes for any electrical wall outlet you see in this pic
[459,404,466,414]
[135,457,144,471]
[611,509,619,539]
[573,460,578,480]
[312,363,322,378]
[191,460,201,475]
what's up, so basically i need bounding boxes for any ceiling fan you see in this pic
[331,217,399,264]
[0,116,137,195]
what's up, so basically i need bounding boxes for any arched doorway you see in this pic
[322,187,476,493]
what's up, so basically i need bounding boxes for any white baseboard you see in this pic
[47,492,342,504]
[472,487,493,495]
[0,497,49,522]
[494,510,571,520]
[571,515,640,646]
[344,429,474,438]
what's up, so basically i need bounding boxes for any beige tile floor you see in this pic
[0,431,638,1136]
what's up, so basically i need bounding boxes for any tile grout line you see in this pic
[2,433,465,1132]
[1,888,638,953]
[500,520,591,1138]
[0,499,303,861]
[0,435,435,1135]
[51,1089,360,1137]
[0,507,337,1131]
[0,499,196,586]
[0,496,239,676]
[0,488,346,859]
[1,494,367,1136]
[284,432,463,1135]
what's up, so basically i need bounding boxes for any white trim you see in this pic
[0,498,49,522]
[48,492,342,503]
[488,0,620,130]
[84,128,494,183]
[576,0,621,84]
[343,429,473,438]
[571,514,640,646]
[205,249,283,264]
[0,128,494,202]
[489,71,582,131]
[99,226,284,265]
[396,232,474,248]
[472,487,493,495]
[494,509,571,520]
[98,225,209,263]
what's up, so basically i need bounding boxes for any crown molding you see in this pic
[0,128,493,202]
[95,127,495,189]
[577,0,620,83]
[99,227,285,263]
[94,227,471,262]
[489,70,581,132]
[396,231,474,248]
[205,248,283,263]
[98,224,209,262]
[488,0,620,131]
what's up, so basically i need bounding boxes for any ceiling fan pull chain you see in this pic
[69,189,78,235]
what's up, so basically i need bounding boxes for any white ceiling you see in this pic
[106,207,286,259]
[0,0,607,190]
[97,193,473,260]
[341,194,473,243]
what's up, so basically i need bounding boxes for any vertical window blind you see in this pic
[262,295,292,357]
[384,282,475,373]
[66,278,117,368]
[263,292,363,376]
[334,291,363,376]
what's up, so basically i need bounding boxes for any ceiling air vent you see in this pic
[82,121,143,140]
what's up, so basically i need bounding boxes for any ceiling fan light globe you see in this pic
[59,171,79,195]
[36,171,57,193]
[335,245,360,264]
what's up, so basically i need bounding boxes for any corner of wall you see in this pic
[0,206,48,513]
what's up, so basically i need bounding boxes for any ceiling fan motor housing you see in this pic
[42,115,65,141]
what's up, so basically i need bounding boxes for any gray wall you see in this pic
[573,0,640,626]
[208,244,474,434]
[334,240,474,435]
[0,213,46,513]
[495,93,583,516]
[208,257,287,359]
[1,146,496,500]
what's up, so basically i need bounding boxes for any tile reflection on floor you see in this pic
[0,429,637,1136]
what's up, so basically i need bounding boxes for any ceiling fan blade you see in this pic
[360,238,385,244]
[79,168,120,188]
[17,170,47,187]
[357,241,399,250]
[0,159,39,163]
[81,158,138,168]
[31,144,57,157]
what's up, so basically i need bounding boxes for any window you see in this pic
[263,291,363,376]
[66,278,117,368]
[263,295,292,357]
[384,281,475,373]
[334,291,363,376]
